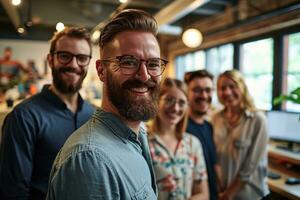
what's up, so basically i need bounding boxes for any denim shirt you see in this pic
[46,108,157,200]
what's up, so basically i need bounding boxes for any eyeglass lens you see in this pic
[117,55,166,76]
[163,97,187,108]
[55,51,91,66]
[192,87,212,94]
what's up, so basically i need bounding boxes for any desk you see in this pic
[268,144,300,165]
[268,168,300,200]
[268,144,300,200]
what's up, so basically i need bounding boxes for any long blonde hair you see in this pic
[217,70,256,111]
[148,78,188,139]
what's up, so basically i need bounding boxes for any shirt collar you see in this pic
[41,84,84,111]
[94,108,146,143]
[220,108,255,118]
[244,109,255,117]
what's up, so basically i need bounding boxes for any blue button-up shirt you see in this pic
[46,108,157,200]
[0,85,95,199]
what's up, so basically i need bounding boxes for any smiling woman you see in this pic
[211,70,269,200]
[148,78,209,200]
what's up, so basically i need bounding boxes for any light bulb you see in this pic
[12,0,21,6]
[182,28,203,48]
[92,30,101,43]
[56,22,65,32]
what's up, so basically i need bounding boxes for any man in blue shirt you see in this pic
[46,9,166,199]
[184,70,218,200]
[0,27,95,199]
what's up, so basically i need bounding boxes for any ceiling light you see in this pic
[182,28,203,48]
[56,22,65,32]
[26,21,33,27]
[17,27,25,34]
[92,30,101,43]
[119,0,128,3]
[11,0,21,6]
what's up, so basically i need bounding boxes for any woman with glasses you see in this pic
[211,70,269,200]
[148,78,209,200]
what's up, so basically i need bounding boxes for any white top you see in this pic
[211,110,269,200]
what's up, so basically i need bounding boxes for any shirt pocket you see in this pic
[234,139,251,149]
[131,182,157,200]
[233,138,251,159]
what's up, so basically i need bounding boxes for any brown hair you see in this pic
[149,78,188,139]
[217,69,256,111]
[99,9,158,49]
[49,27,91,54]
[184,69,214,85]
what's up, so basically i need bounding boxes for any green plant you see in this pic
[273,87,300,105]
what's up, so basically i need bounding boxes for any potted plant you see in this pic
[273,87,300,106]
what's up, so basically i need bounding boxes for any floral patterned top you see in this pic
[149,133,207,200]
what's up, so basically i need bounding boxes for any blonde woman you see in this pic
[211,70,269,200]
[148,78,209,200]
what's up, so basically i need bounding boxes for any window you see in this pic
[240,38,274,110]
[283,32,300,112]
[175,50,205,80]
[206,44,233,78]
[175,44,233,80]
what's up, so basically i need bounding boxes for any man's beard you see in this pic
[52,66,86,94]
[192,97,212,116]
[107,71,159,121]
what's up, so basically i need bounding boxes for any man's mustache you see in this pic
[195,97,212,103]
[122,79,157,89]
[59,67,83,75]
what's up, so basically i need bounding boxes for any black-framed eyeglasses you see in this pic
[99,55,168,77]
[53,51,91,66]
[161,97,188,108]
[192,87,213,94]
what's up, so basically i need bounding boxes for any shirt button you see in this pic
[130,133,136,139]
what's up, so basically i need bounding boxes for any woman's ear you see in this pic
[96,60,105,82]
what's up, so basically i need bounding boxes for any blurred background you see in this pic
[1,2,300,199]
[0,0,299,112]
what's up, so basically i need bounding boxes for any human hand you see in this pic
[219,192,231,200]
[159,174,177,192]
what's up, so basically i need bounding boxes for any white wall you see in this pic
[0,39,102,100]
[0,39,49,74]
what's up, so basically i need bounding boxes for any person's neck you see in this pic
[189,112,206,124]
[158,123,176,137]
[224,107,243,127]
[157,124,179,154]
[225,106,242,115]
[101,100,141,134]
[49,85,78,113]
[3,56,10,61]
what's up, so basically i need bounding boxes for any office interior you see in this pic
[0,0,300,199]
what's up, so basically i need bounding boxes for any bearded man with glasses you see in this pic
[184,70,218,200]
[46,9,167,200]
[0,27,95,200]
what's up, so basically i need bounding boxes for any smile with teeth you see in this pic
[130,87,149,93]
[62,71,80,77]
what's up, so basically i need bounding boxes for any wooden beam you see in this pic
[154,0,209,26]
[168,5,300,55]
